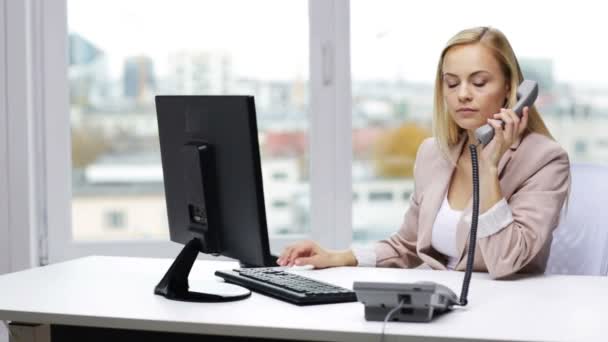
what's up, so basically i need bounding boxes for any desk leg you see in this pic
[8,323,50,342]
[51,325,315,342]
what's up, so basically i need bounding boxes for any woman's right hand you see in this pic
[276,240,357,269]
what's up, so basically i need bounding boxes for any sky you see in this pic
[68,0,608,86]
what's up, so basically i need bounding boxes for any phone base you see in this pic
[354,281,459,323]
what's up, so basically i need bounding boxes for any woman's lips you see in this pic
[457,109,479,116]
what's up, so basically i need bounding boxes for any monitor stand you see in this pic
[154,238,251,302]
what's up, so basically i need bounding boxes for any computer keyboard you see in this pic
[214,267,357,305]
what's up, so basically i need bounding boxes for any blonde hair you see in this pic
[432,27,553,161]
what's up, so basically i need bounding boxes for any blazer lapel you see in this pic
[497,134,523,176]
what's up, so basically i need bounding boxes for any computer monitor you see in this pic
[154,95,275,302]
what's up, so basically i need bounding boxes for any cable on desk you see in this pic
[380,298,407,342]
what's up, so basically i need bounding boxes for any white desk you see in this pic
[0,256,607,342]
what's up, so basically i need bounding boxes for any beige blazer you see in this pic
[374,132,571,279]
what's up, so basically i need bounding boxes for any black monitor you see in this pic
[154,95,275,302]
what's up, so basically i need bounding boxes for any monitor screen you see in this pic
[156,95,274,267]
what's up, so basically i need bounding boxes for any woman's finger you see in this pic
[497,109,514,144]
[277,246,293,265]
[286,247,302,266]
[506,109,520,141]
[294,255,322,268]
[488,118,504,146]
[518,106,529,135]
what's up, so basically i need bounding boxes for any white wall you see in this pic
[0,0,42,274]
[0,0,11,276]
[0,324,7,342]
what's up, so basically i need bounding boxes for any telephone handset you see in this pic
[474,80,539,145]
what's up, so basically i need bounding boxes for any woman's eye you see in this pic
[447,83,458,88]
[473,82,486,87]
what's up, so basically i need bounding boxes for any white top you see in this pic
[0,256,607,342]
[431,194,462,270]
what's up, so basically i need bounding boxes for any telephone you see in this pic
[474,80,539,145]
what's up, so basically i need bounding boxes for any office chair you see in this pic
[545,163,608,276]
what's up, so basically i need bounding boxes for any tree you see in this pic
[71,126,111,169]
[373,122,430,178]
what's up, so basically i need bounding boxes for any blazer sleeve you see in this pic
[478,144,570,279]
[373,140,430,268]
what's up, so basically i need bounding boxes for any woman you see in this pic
[277,27,571,279]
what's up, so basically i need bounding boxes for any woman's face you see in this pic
[442,43,510,131]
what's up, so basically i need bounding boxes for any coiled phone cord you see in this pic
[457,144,481,307]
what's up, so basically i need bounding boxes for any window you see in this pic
[68,0,310,246]
[575,140,587,155]
[272,172,289,181]
[368,191,393,202]
[104,210,126,229]
[272,200,289,209]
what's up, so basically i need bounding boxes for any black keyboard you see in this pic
[214,267,357,305]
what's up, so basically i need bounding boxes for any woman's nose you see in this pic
[457,83,472,102]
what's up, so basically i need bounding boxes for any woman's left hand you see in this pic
[481,106,529,169]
